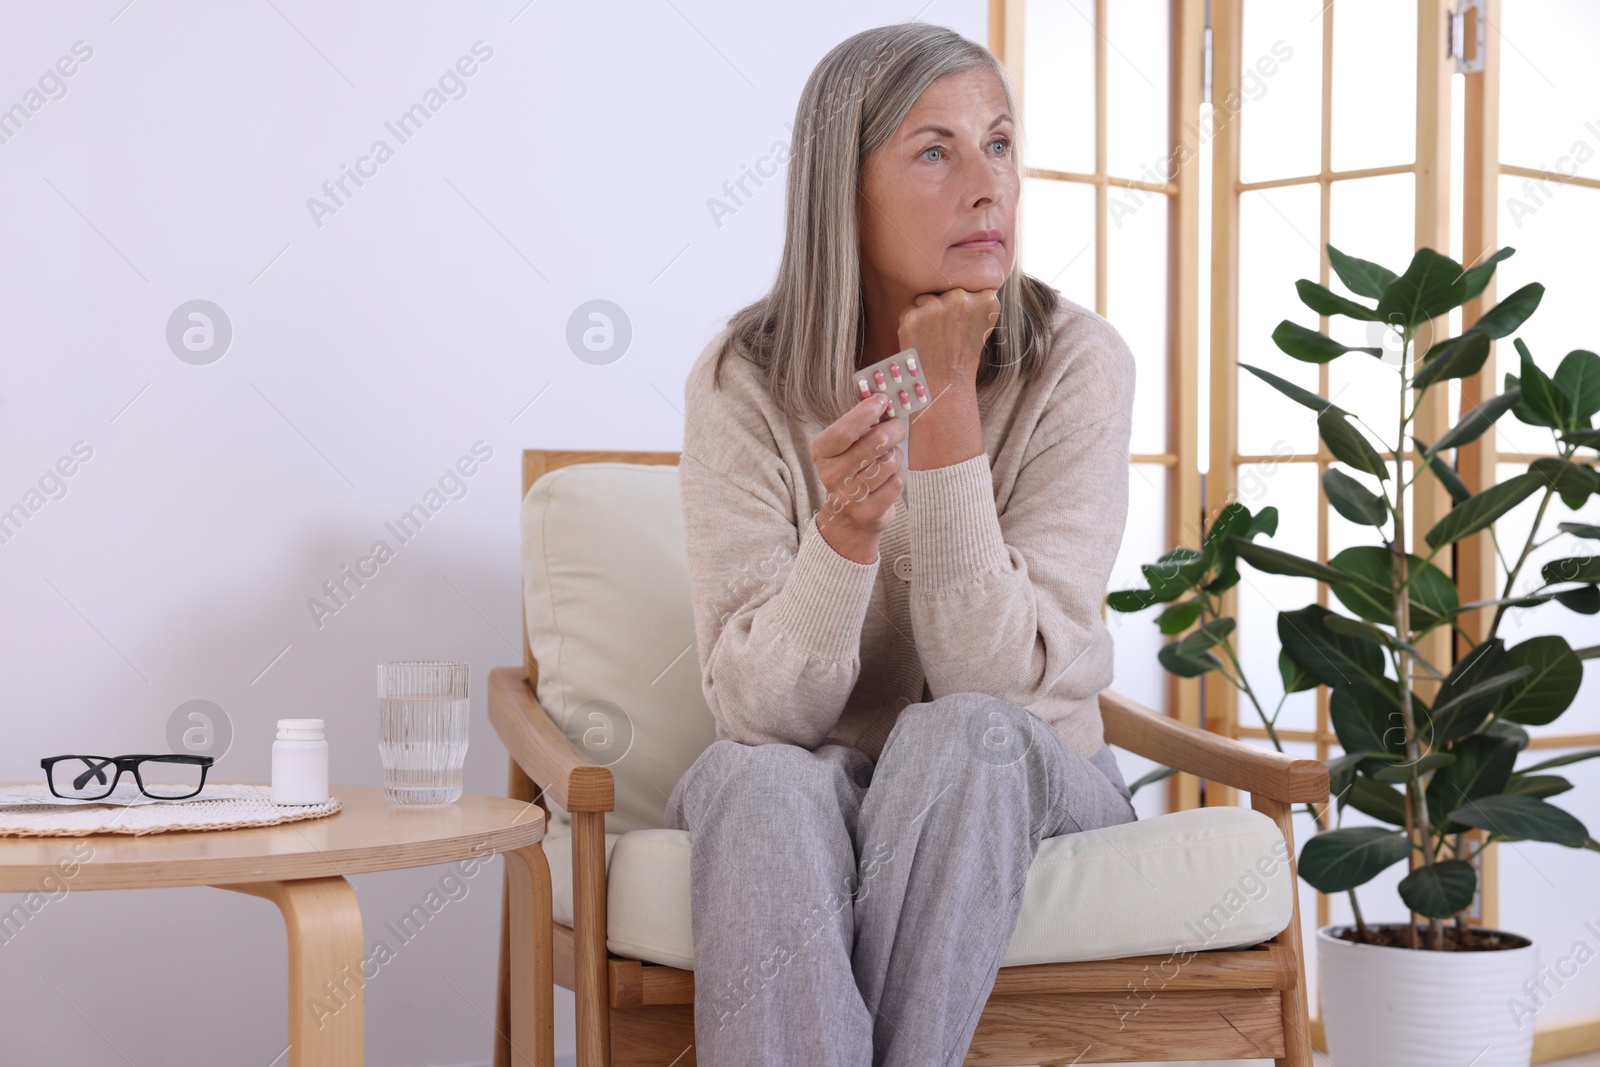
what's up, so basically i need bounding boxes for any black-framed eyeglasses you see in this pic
[40,754,215,800]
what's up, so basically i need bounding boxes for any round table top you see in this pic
[0,785,545,891]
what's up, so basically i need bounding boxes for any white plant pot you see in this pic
[1317,923,1540,1067]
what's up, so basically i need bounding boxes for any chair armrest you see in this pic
[488,666,615,813]
[1099,689,1328,804]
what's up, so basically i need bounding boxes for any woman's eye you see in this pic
[990,136,1011,156]
[922,145,945,162]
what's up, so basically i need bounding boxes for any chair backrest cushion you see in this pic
[521,462,717,835]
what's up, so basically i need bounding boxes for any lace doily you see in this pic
[0,783,341,837]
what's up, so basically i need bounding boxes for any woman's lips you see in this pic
[952,230,1003,250]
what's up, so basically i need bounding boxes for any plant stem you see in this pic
[1484,438,1574,639]
[1394,332,1442,950]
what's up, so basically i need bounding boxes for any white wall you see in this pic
[0,3,995,1064]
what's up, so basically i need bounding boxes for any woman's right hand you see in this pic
[811,394,907,563]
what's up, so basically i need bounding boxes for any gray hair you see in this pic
[711,22,1059,428]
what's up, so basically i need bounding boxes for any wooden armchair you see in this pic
[492,449,1328,1067]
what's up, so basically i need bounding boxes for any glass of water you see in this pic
[377,660,469,806]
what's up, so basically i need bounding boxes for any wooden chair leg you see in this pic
[572,809,613,1067]
[505,843,555,1067]
[497,757,541,1067]
[1253,792,1316,1067]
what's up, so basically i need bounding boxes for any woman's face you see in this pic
[858,65,1018,303]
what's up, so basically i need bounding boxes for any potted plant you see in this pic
[1107,243,1600,1066]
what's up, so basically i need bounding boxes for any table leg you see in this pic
[503,844,554,1067]
[220,877,365,1067]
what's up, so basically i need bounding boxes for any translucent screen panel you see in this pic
[1493,177,1598,462]
[1107,463,1170,715]
[1023,0,1096,175]
[1107,186,1169,454]
[1239,0,1324,184]
[1235,461,1320,733]
[1494,461,1600,738]
[1330,0,1417,173]
[1020,175,1096,307]
[1238,183,1321,457]
[1499,0,1600,183]
[1105,0,1170,181]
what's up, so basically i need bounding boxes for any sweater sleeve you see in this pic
[678,349,879,749]
[900,320,1135,708]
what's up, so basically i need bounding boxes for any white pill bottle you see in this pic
[271,718,329,805]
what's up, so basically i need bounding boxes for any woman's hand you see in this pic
[896,287,1001,401]
[811,394,907,563]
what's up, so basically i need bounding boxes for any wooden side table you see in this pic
[0,785,551,1067]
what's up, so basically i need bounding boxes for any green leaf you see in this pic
[1279,604,1388,690]
[1327,243,1399,300]
[1240,362,1336,414]
[1158,640,1221,677]
[1458,247,1516,303]
[1369,751,1455,782]
[1495,635,1583,726]
[1156,599,1204,635]
[1299,826,1413,893]
[1107,588,1161,613]
[1247,506,1280,539]
[1399,859,1478,919]
[1424,472,1543,550]
[1296,278,1383,321]
[1142,548,1207,602]
[1423,389,1522,457]
[1515,339,1572,429]
[1564,428,1600,449]
[1427,734,1519,832]
[1318,409,1390,480]
[1375,247,1473,334]
[1486,719,1531,751]
[1467,282,1544,340]
[1448,794,1591,847]
[1279,649,1317,694]
[1327,751,1367,804]
[1425,450,1472,504]
[1542,555,1600,584]
[1554,350,1600,424]
[1323,468,1388,526]
[1529,457,1599,510]
[1554,586,1600,614]
[1503,774,1573,799]
[1516,747,1600,774]
[1348,774,1409,825]
[1559,522,1600,539]
[1176,617,1235,656]
[1330,680,1408,757]
[1326,546,1460,630]
[1227,535,1351,582]
[1426,639,1514,743]
[1272,319,1382,363]
[1413,332,1492,390]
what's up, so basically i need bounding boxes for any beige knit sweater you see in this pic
[678,294,1136,762]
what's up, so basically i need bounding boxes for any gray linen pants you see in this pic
[662,691,1139,1067]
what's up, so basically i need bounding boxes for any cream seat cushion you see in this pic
[541,804,1294,971]
[522,461,1295,969]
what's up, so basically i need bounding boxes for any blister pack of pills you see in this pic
[855,348,932,423]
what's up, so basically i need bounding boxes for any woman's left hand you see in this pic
[895,287,1001,400]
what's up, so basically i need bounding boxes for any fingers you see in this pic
[812,393,893,463]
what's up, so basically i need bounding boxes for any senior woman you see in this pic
[665,20,1140,1067]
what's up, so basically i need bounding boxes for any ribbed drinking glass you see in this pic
[376,660,469,806]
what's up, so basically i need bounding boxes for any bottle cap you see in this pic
[276,718,326,741]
